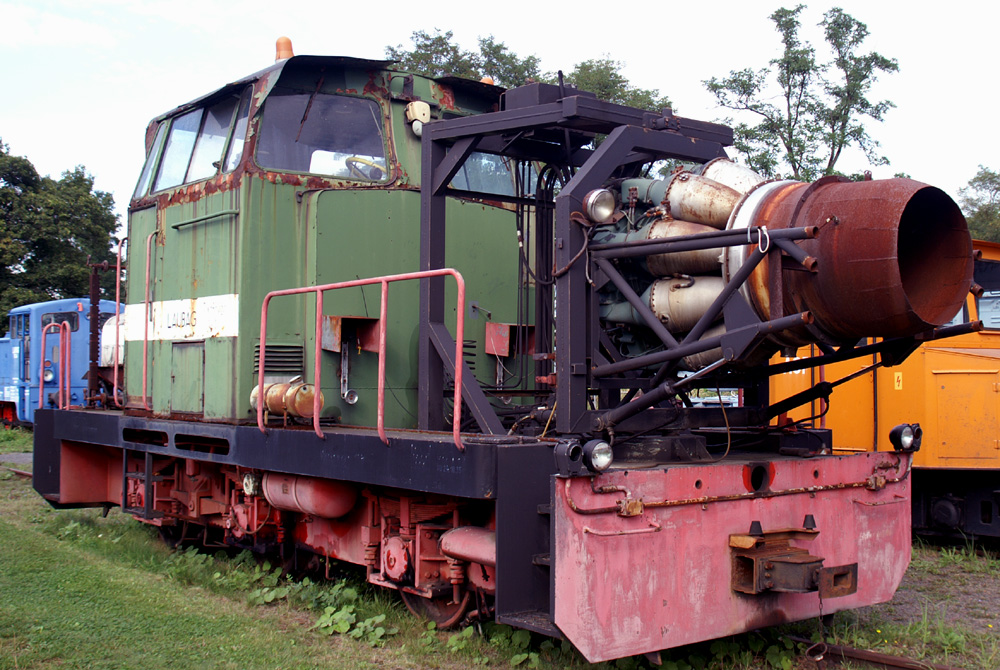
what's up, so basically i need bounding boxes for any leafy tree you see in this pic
[959,166,1000,243]
[565,58,671,112]
[386,30,543,88]
[0,140,119,315]
[476,36,543,89]
[704,5,897,181]
[386,32,670,113]
[385,29,480,81]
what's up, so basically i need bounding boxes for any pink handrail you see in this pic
[112,237,127,408]
[38,321,71,409]
[258,268,467,451]
[140,231,155,410]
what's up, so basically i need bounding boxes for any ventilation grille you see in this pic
[253,344,304,376]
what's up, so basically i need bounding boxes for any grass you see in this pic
[0,476,459,670]
[2,468,998,669]
[0,427,32,454]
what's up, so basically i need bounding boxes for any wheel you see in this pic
[400,589,471,628]
[345,157,384,181]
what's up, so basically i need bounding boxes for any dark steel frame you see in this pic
[418,89,828,438]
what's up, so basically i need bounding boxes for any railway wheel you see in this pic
[400,589,471,628]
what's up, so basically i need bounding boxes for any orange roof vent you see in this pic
[275,37,294,62]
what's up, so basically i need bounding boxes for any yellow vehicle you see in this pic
[771,240,1000,538]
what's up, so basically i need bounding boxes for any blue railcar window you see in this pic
[40,312,79,332]
[256,88,387,181]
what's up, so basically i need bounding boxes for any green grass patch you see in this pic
[3,471,998,669]
[0,427,32,454]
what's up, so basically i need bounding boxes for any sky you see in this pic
[1,0,996,226]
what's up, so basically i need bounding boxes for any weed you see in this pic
[0,427,31,454]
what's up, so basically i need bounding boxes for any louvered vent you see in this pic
[253,344,305,376]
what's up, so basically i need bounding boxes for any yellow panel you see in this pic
[930,368,999,462]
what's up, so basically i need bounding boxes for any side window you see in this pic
[187,96,239,182]
[450,152,534,197]
[41,312,80,332]
[133,123,168,199]
[974,259,1000,329]
[224,89,252,172]
[153,109,203,192]
[256,88,387,180]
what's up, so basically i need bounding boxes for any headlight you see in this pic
[889,423,922,452]
[583,440,614,472]
[43,367,55,383]
[582,189,616,223]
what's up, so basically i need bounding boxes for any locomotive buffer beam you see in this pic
[730,521,857,597]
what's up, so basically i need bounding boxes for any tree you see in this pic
[0,140,119,315]
[959,166,1000,243]
[385,32,671,113]
[565,58,671,112]
[385,29,480,81]
[386,30,543,88]
[704,5,897,181]
[476,36,543,89]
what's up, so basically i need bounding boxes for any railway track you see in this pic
[788,636,963,669]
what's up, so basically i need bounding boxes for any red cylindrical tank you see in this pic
[261,473,357,518]
[439,526,497,567]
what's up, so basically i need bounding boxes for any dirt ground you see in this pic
[864,543,1000,632]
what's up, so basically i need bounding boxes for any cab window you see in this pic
[187,96,239,182]
[256,88,387,181]
[974,259,1000,329]
[140,87,251,196]
[449,152,534,197]
[133,123,167,199]
[41,312,79,332]
[154,108,202,191]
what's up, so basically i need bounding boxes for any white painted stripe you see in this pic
[123,294,240,341]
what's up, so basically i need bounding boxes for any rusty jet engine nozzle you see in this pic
[725,177,974,348]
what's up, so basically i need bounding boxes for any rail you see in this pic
[170,208,239,230]
[258,268,468,450]
[38,321,71,409]
[112,237,127,408]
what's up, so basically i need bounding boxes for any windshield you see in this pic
[256,87,387,181]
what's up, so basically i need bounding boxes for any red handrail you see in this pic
[258,269,467,450]
[38,320,71,409]
[112,237,127,408]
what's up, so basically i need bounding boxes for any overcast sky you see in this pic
[1,0,995,225]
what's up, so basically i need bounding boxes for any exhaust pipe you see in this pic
[724,178,973,347]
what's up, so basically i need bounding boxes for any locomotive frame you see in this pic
[32,46,975,662]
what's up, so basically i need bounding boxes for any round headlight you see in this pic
[43,368,55,383]
[583,439,614,472]
[582,189,616,223]
[889,423,922,452]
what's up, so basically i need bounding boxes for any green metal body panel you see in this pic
[125,59,520,427]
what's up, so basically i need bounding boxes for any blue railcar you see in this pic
[0,298,119,426]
